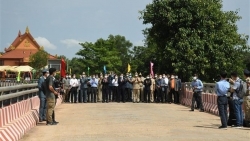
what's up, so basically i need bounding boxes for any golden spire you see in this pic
[25,26,30,33]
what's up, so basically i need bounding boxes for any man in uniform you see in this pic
[139,73,145,102]
[98,73,103,102]
[243,69,250,127]
[132,72,141,103]
[38,70,48,122]
[150,74,155,103]
[45,68,59,125]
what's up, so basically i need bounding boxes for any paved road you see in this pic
[20,103,250,141]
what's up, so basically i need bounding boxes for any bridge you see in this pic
[0,81,249,141]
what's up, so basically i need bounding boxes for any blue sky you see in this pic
[0,0,249,59]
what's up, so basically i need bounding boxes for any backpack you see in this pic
[236,80,247,99]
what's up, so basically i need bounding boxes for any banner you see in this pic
[103,65,106,74]
[60,59,66,77]
[150,62,154,78]
[127,63,131,73]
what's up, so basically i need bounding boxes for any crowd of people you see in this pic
[61,71,182,104]
[37,68,250,128]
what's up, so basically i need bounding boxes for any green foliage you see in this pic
[75,35,133,75]
[29,49,49,70]
[139,0,249,82]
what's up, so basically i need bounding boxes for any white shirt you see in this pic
[112,79,119,86]
[70,78,79,87]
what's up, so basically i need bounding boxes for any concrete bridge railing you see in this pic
[0,83,63,141]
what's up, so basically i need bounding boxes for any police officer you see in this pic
[38,70,48,122]
[132,72,141,103]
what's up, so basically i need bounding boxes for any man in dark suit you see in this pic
[80,72,88,103]
[118,74,126,103]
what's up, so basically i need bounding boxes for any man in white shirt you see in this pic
[112,75,119,102]
[70,74,79,103]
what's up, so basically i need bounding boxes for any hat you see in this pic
[135,72,138,76]
[82,72,86,75]
[139,72,142,76]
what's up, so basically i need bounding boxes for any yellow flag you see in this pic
[127,64,131,73]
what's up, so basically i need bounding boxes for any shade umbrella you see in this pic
[14,66,33,72]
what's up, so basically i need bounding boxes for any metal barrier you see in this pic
[0,84,38,108]
[0,79,38,87]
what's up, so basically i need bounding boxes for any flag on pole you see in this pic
[127,63,131,73]
[150,62,154,78]
[103,65,107,74]
[60,59,66,77]
[87,67,90,76]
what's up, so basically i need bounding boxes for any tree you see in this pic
[29,49,49,71]
[76,35,133,75]
[140,0,249,82]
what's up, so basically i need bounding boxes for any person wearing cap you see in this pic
[243,69,250,127]
[38,70,48,122]
[132,72,141,103]
[45,68,59,125]
[139,72,145,102]
[80,72,89,103]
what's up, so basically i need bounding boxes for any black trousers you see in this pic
[227,97,236,126]
[163,86,168,102]
[169,88,175,103]
[91,87,97,102]
[102,88,109,102]
[217,96,228,127]
[113,86,118,102]
[108,86,113,101]
[174,90,180,103]
[156,88,162,102]
[145,88,150,102]
[191,91,204,110]
[71,87,78,103]
[119,87,125,102]
[125,88,132,102]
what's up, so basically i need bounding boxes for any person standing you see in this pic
[90,75,98,103]
[102,74,109,103]
[45,68,59,125]
[139,73,145,102]
[70,74,79,103]
[80,72,88,103]
[161,74,169,103]
[38,70,48,122]
[144,75,152,103]
[125,73,132,102]
[168,75,176,104]
[118,74,126,103]
[174,75,182,104]
[229,72,244,128]
[108,72,114,102]
[112,75,119,102]
[132,72,141,103]
[150,74,155,103]
[215,72,230,129]
[98,74,103,102]
[190,74,204,112]
[156,75,162,103]
[243,69,250,127]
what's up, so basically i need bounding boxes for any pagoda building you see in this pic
[0,26,56,66]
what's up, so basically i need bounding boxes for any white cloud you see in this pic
[35,37,57,50]
[60,39,82,48]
